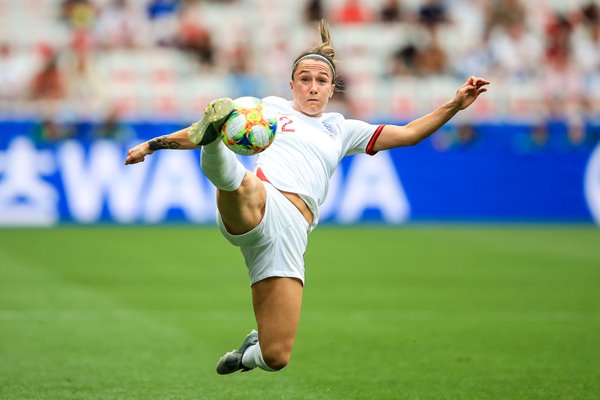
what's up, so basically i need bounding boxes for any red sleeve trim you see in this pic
[366,124,386,156]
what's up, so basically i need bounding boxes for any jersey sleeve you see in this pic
[341,119,386,156]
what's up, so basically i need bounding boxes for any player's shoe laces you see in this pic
[216,330,259,375]
[188,98,234,145]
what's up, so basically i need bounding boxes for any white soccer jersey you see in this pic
[256,96,384,229]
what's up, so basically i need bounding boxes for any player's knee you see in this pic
[232,171,252,191]
[262,345,291,371]
[220,173,263,207]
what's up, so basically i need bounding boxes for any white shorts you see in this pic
[216,182,310,286]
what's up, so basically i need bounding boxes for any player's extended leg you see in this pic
[215,172,266,235]
[197,98,303,373]
[249,277,303,370]
[191,98,267,234]
[216,277,303,374]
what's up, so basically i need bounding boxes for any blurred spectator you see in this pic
[261,38,293,97]
[580,2,599,25]
[227,44,262,98]
[379,0,404,23]
[304,0,324,23]
[31,118,75,143]
[449,0,488,48]
[60,0,96,30]
[456,123,477,146]
[147,0,179,19]
[334,0,372,24]
[453,34,494,79]
[546,14,572,61]
[95,0,149,49]
[146,0,180,46]
[417,29,449,76]
[390,44,420,76]
[488,17,543,79]
[418,0,449,28]
[65,47,105,118]
[530,124,549,148]
[28,46,72,122]
[486,0,526,36]
[94,108,135,141]
[432,123,478,152]
[0,43,29,103]
[572,8,600,74]
[176,3,215,66]
[29,54,66,102]
[574,23,600,118]
[541,15,585,145]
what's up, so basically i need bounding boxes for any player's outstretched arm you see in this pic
[124,127,200,165]
[372,76,490,151]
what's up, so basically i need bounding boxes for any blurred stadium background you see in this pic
[1,1,600,400]
[0,0,600,225]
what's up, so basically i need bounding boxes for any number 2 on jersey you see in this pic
[279,116,295,133]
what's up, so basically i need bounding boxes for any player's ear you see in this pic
[289,80,294,90]
[330,84,335,97]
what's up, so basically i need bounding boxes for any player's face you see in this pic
[290,60,335,117]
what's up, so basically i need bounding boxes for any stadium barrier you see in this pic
[0,121,598,226]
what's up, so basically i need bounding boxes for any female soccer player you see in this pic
[125,20,489,374]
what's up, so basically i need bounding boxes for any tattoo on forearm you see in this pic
[148,136,181,151]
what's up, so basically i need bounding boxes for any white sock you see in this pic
[201,140,246,192]
[241,343,276,372]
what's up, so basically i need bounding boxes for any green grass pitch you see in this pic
[1,226,599,400]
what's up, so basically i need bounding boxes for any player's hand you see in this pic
[453,76,489,110]
[125,142,153,165]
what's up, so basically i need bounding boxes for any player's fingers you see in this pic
[125,155,142,165]
[462,84,477,94]
[467,76,484,86]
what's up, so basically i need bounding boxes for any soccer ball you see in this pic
[220,97,277,156]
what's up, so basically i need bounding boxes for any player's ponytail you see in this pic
[291,19,340,89]
[315,19,335,61]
